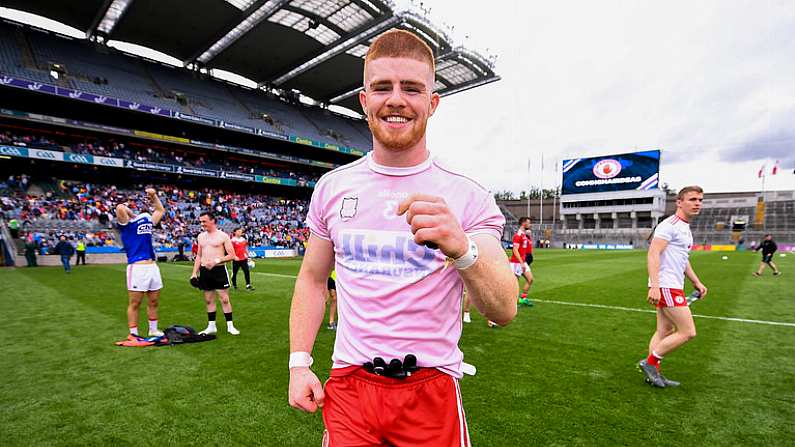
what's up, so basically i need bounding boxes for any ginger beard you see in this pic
[367,106,426,151]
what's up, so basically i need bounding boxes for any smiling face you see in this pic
[199,214,215,232]
[360,56,439,153]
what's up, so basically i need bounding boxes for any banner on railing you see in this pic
[579,244,634,250]
[0,144,312,188]
[1,75,366,155]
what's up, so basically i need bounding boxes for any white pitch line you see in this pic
[165,265,795,328]
[247,272,300,279]
[533,299,795,328]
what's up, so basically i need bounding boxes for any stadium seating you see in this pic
[555,228,649,247]
[764,200,795,232]
[0,129,321,183]
[0,25,52,84]
[1,175,310,254]
[546,200,795,247]
[0,22,371,150]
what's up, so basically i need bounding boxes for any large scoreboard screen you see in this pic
[561,150,660,195]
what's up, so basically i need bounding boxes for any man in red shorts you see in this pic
[639,186,708,388]
[287,29,518,446]
[509,217,533,306]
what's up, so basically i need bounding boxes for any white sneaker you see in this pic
[463,312,471,323]
[148,329,164,337]
[199,326,217,335]
[227,326,240,336]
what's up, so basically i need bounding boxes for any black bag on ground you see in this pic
[164,325,216,344]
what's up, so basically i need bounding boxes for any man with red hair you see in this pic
[288,29,517,446]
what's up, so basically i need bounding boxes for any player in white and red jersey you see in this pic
[287,29,518,447]
[230,227,254,291]
[509,217,534,306]
[639,186,708,388]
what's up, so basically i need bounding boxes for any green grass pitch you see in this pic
[1,249,793,446]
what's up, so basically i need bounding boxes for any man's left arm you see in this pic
[221,234,236,264]
[146,188,165,226]
[685,261,708,297]
[459,234,518,326]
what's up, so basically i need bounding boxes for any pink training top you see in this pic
[306,152,504,378]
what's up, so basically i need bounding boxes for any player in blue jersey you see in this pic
[116,188,166,337]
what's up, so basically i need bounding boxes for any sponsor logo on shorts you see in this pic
[675,295,684,304]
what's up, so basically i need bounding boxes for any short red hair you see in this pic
[364,29,435,76]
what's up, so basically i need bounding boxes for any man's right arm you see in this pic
[647,238,668,305]
[115,204,130,225]
[191,239,202,278]
[288,233,334,413]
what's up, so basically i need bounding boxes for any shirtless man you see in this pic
[191,211,240,335]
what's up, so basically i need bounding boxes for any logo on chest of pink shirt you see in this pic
[339,230,441,281]
[340,197,358,220]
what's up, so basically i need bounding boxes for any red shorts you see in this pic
[656,288,687,308]
[322,366,470,447]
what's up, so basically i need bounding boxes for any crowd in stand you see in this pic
[1,177,117,225]
[20,230,117,254]
[0,132,61,151]
[1,175,310,254]
[146,185,310,250]
[0,129,321,183]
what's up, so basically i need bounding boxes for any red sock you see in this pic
[521,293,527,298]
[646,353,662,369]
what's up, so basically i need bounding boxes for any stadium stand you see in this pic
[0,21,372,150]
[689,191,795,246]
[497,190,795,248]
[1,175,310,255]
[0,128,322,183]
[0,3,497,268]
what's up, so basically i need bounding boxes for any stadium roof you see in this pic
[4,0,500,113]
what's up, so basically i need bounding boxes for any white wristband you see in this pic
[454,236,479,270]
[289,351,314,369]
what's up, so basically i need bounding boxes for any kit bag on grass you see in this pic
[164,325,216,344]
